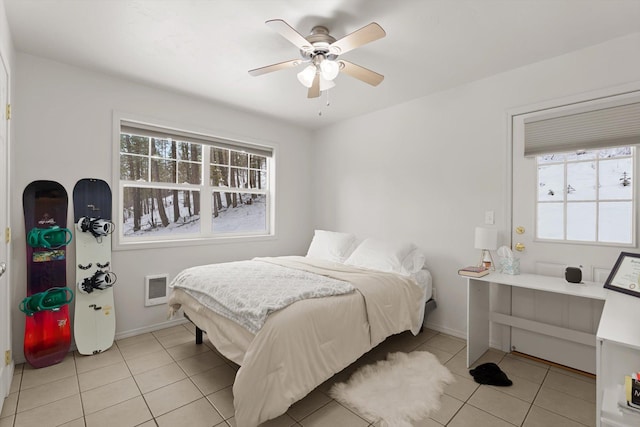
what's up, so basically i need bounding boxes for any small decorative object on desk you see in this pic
[458,266,490,278]
[497,246,520,275]
[621,373,640,412]
[565,267,582,284]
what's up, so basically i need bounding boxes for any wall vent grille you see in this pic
[145,274,169,306]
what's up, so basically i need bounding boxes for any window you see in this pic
[536,147,634,244]
[117,119,274,245]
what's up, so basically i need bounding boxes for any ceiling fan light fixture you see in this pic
[320,59,340,80]
[297,64,316,88]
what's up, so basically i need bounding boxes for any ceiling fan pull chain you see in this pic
[318,90,331,116]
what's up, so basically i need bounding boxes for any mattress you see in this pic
[173,264,433,365]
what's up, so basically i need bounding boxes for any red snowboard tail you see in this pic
[23,306,71,368]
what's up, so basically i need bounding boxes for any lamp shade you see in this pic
[320,59,340,80]
[474,227,498,250]
[319,75,335,91]
[297,65,316,88]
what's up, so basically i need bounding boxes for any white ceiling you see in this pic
[4,0,640,130]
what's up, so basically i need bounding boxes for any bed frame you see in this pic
[186,297,438,346]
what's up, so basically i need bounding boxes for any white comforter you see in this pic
[169,259,355,333]
[168,256,424,427]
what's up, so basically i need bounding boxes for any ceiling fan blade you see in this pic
[330,22,385,55]
[248,59,301,77]
[339,60,384,86]
[308,73,320,98]
[266,19,312,51]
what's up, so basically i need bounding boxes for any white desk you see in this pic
[596,291,640,427]
[466,272,607,368]
[465,272,640,427]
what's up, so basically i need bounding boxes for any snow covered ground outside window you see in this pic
[536,147,634,244]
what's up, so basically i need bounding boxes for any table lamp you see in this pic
[475,227,498,270]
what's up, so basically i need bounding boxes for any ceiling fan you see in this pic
[249,19,386,98]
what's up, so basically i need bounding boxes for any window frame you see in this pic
[534,147,636,247]
[112,112,277,250]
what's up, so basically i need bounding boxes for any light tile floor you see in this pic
[0,324,596,426]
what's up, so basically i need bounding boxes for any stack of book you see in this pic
[622,374,640,413]
[458,266,490,278]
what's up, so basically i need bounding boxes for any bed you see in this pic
[168,232,435,427]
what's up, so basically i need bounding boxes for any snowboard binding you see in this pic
[78,270,117,294]
[77,217,115,240]
[27,226,73,249]
[19,287,74,316]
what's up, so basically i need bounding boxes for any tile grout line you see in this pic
[71,353,87,427]
[8,365,22,426]
[462,355,528,427]
[129,330,229,426]
[464,352,550,426]
[441,344,479,426]
[508,362,550,427]
[169,326,241,422]
[9,364,21,427]
[528,369,594,427]
[14,357,80,425]
[289,399,334,426]
[76,348,136,418]
[116,338,159,427]
[168,341,226,415]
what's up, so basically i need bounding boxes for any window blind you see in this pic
[120,120,273,158]
[524,98,640,157]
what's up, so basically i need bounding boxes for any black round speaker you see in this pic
[565,267,582,283]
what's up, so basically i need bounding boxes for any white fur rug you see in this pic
[330,351,454,427]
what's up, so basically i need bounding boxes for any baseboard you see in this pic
[423,322,466,341]
[0,362,14,415]
[512,351,596,379]
[14,318,190,365]
[114,317,189,341]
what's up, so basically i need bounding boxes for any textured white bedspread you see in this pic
[169,259,354,333]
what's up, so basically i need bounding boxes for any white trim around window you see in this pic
[111,111,277,251]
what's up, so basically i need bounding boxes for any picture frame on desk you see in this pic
[604,252,640,298]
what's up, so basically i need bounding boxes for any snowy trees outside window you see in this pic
[119,130,271,241]
[210,147,268,234]
[536,147,634,244]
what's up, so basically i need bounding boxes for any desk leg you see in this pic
[467,278,490,367]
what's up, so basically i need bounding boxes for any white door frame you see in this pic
[500,81,640,356]
[0,46,12,413]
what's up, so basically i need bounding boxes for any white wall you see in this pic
[311,33,640,340]
[10,53,314,362]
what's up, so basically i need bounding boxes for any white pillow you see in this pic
[344,238,417,274]
[401,248,426,275]
[306,230,357,263]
